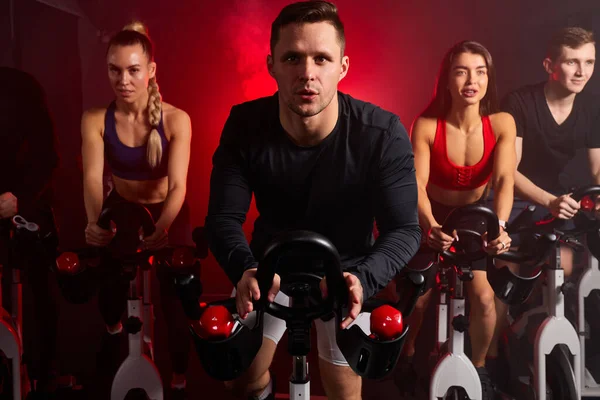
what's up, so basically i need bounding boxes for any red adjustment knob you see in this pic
[56,252,82,275]
[171,247,195,268]
[581,196,594,212]
[370,304,404,341]
[193,305,235,340]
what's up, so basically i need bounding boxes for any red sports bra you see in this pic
[428,116,496,191]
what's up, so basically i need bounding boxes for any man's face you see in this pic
[268,22,349,118]
[545,42,596,94]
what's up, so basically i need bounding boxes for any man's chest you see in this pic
[523,112,584,154]
[249,144,372,208]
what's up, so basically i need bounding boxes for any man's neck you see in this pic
[279,93,339,147]
[544,81,577,125]
[544,80,577,109]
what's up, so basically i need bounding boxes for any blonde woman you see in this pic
[81,22,192,396]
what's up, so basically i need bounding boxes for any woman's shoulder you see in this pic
[81,107,108,136]
[413,116,438,128]
[162,102,189,121]
[161,102,191,137]
[488,112,516,138]
[411,116,438,141]
[82,106,107,121]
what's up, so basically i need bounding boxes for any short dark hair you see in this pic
[547,27,595,61]
[421,41,499,118]
[270,1,345,56]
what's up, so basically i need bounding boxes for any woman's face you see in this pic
[107,44,155,103]
[447,51,489,108]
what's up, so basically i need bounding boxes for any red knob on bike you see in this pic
[194,305,235,340]
[581,196,594,212]
[171,247,195,268]
[56,252,82,275]
[370,304,404,341]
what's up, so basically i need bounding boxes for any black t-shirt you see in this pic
[501,82,600,193]
[205,92,421,299]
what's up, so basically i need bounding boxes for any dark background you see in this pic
[1,0,599,398]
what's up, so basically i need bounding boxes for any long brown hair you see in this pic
[421,40,499,119]
[107,22,163,169]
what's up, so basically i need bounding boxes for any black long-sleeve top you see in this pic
[205,92,421,300]
[0,67,58,213]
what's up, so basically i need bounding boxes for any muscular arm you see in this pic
[81,110,106,224]
[345,119,422,300]
[490,113,516,221]
[411,118,438,231]
[204,106,255,286]
[155,110,191,232]
[588,149,600,184]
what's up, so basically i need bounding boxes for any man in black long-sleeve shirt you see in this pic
[205,2,420,399]
[0,67,60,393]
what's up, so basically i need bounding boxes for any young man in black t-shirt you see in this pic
[501,27,598,276]
[488,27,598,375]
[205,2,421,399]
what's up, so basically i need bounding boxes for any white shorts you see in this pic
[236,290,371,366]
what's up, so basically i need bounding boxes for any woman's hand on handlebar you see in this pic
[549,194,580,219]
[235,268,280,319]
[593,195,600,219]
[427,225,456,252]
[85,222,114,247]
[142,227,169,250]
[320,272,364,330]
[483,228,511,255]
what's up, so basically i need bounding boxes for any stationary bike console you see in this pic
[256,230,347,326]
[54,202,155,304]
[438,204,500,267]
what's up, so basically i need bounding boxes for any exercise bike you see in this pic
[174,229,425,398]
[427,205,555,400]
[55,201,200,400]
[499,185,600,400]
[0,215,45,400]
[577,237,600,397]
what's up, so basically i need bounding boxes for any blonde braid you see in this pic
[147,77,163,169]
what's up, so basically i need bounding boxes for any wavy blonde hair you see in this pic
[110,21,163,169]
